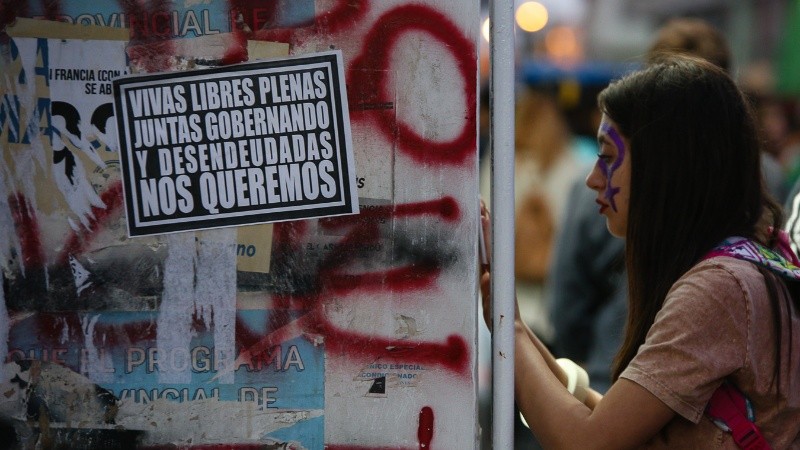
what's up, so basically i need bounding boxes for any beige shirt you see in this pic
[621,257,800,449]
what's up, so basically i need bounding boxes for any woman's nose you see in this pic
[585,163,604,191]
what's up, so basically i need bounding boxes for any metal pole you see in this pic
[489,0,515,449]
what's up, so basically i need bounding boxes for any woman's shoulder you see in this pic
[680,256,765,292]
[666,257,765,318]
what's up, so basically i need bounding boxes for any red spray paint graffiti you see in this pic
[347,5,477,165]
[2,0,477,447]
[0,1,61,40]
[9,193,46,272]
[233,196,470,378]
[231,0,370,48]
[119,0,177,73]
[58,181,125,266]
[6,189,469,378]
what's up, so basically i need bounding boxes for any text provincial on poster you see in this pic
[113,50,358,236]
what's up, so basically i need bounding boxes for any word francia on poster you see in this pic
[114,51,358,236]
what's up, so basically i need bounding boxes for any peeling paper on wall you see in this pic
[116,397,321,447]
[6,19,129,225]
[0,28,130,368]
[157,232,197,385]
[194,228,237,384]
[156,230,239,385]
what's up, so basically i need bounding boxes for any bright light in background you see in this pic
[482,17,491,42]
[516,1,548,33]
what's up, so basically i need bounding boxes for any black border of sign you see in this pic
[112,50,358,237]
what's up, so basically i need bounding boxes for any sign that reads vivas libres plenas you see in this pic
[113,51,358,237]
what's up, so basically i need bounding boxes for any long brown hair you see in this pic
[598,56,785,380]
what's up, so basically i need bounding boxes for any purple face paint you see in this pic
[599,122,626,212]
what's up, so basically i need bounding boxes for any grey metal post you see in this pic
[489,0,516,448]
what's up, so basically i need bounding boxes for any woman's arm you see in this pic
[480,270,569,386]
[479,202,581,404]
[514,319,675,449]
[479,202,675,448]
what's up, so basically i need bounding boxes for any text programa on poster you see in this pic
[113,50,359,237]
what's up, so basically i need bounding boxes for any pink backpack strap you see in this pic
[706,382,771,450]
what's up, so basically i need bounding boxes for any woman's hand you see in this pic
[479,200,493,331]
[479,200,522,331]
[481,270,492,331]
[479,198,491,269]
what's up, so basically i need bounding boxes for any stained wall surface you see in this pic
[0,1,480,449]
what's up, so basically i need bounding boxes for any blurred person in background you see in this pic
[480,83,588,347]
[647,17,788,204]
[480,81,590,449]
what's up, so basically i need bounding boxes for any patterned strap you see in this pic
[702,231,800,281]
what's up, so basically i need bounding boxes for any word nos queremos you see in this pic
[136,134,340,217]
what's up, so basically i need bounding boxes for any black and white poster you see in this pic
[113,50,359,237]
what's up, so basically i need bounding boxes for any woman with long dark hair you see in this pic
[482,55,800,448]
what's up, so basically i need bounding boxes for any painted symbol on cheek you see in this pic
[599,124,626,212]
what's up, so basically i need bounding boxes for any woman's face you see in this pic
[586,114,631,238]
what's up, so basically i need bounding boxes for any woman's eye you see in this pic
[597,153,613,163]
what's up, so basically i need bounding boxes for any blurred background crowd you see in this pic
[476,0,800,447]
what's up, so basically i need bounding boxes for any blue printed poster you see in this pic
[5,311,325,449]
